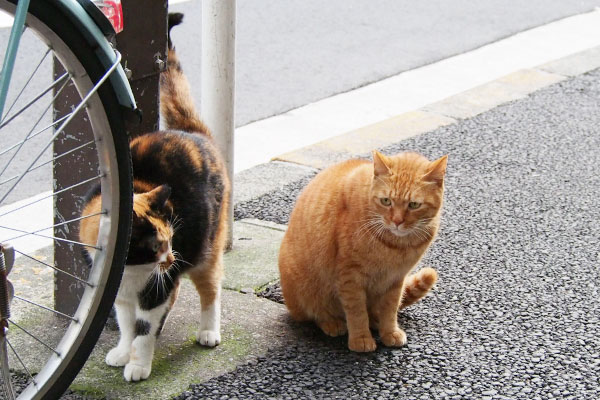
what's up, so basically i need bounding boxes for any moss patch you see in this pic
[70,324,253,400]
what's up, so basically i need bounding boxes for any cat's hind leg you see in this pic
[188,253,224,347]
[316,318,347,337]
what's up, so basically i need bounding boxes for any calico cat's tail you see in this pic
[399,267,438,309]
[160,13,211,136]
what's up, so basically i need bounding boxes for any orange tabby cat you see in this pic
[278,151,447,352]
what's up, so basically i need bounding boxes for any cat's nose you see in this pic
[392,217,404,227]
[166,252,175,266]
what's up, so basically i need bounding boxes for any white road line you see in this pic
[0,192,53,256]
[0,10,12,28]
[233,9,600,172]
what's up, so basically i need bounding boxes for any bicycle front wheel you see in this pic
[0,0,132,398]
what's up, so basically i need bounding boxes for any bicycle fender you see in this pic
[48,0,137,111]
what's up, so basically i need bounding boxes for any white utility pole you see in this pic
[201,0,236,248]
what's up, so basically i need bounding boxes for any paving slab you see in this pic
[274,111,456,169]
[223,219,286,292]
[233,162,317,204]
[539,45,600,76]
[70,282,293,400]
[422,68,565,119]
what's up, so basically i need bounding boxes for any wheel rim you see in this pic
[0,3,125,398]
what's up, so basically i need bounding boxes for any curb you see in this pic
[266,45,600,171]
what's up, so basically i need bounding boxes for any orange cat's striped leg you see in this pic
[337,267,376,352]
[375,279,407,347]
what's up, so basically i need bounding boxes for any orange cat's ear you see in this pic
[423,155,448,184]
[373,150,391,176]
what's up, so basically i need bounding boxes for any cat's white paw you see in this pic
[123,362,151,382]
[196,330,221,347]
[105,346,130,367]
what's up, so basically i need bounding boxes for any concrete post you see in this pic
[201,0,236,248]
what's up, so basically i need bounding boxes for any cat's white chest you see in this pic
[116,263,156,300]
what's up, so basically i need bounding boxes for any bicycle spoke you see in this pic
[0,173,103,219]
[0,73,71,180]
[0,51,121,204]
[0,138,95,187]
[0,113,70,158]
[1,48,51,124]
[13,250,93,288]
[7,320,59,357]
[6,339,36,387]
[0,224,101,250]
[13,296,77,322]
[0,210,104,243]
[0,71,69,131]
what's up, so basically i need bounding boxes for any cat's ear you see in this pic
[373,150,391,176]
[423,155,448,184]
[146,184,172,212]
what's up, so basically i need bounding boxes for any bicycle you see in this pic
[0,0,135,398]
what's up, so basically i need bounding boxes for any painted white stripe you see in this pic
[0,10,12,28]
[233,9,600,172]
[0,191,53,256]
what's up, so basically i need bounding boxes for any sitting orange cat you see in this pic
[278,151,447,352]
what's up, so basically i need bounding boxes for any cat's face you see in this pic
[370,151,447,238]
[127,185,175,270]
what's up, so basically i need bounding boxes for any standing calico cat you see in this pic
[278,151,447,352]
[79,14,229,381]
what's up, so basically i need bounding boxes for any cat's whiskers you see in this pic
[170,215,183,234]
[411,222,433,242]
[172,250,194,267]
[356,214,385,243]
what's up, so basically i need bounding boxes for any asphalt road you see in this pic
[169,0,600,126]
[217,68,600,399]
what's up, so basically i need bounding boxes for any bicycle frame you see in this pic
[0,0,135,122]
[0,0,30,118]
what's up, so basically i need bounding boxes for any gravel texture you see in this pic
[256,281,284,304]
[234,174,316,225]
[179,69,600,399]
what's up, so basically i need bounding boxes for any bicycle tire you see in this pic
[0,0,132,398]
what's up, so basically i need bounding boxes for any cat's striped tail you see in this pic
[160,13,211,136]
[399,267,438,309]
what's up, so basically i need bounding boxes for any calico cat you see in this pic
[278,151,447,352]
[79,14,229,381]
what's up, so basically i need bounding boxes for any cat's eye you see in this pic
[380,197,392,206]
[151,240,161,252]
[408,201,421,209]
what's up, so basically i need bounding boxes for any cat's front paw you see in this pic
[196,330,221,347]
[348,334,377,352]
[380,328,407,347]
[123,362,151,382]
[105,346,130,367]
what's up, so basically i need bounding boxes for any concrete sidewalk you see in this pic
[58,46,600,399]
